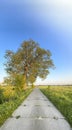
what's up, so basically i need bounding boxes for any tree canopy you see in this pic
[4,39,55,87]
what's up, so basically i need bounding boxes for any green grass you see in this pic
[0,88,32,126]
[40,86,72,127]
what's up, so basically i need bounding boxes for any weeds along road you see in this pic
[0,88,71,130]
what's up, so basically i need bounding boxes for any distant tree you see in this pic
[4,39,55,89]
[3,77,12,86]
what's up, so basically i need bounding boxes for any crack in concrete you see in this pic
[23,104,27,107]
[11,116,65,120]
[22,104,52,107]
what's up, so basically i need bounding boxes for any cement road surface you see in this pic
[0,88,71,130]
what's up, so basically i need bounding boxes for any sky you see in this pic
[0,0,72,85]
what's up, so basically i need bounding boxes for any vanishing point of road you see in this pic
[0,88,71,130]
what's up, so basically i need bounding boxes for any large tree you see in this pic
[4,39,55,88]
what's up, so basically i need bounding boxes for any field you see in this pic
[0,85,32,126]
[40,86,72,127]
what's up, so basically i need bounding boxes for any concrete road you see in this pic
[0,88,71,130]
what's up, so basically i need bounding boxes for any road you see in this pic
[0,88,71,130]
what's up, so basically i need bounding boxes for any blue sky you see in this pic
[0,0,72,84]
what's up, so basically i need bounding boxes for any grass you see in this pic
[40,85,72,127]
[0,88,32,126]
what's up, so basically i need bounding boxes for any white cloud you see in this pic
[29,0,72,50]
[26,0,72,32]
[4,0,72,31]
[43,1,72,26]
